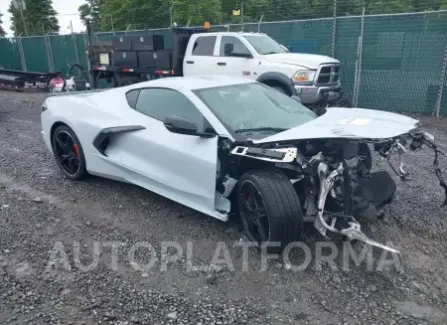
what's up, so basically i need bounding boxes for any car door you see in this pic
[183,35,219,76]
[215,35,258,79]
[104,87,219,216]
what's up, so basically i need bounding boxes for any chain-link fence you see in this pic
[1,10,446,116]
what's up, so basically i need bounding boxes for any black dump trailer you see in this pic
[88,27,208,89]
[0,68,61,91]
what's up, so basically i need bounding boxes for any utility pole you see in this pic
[240,2,244,31]
[13,0,28,36]
[109,14,114,32]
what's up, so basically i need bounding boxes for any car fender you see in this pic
[43,95,130,158]
[256,72,297,96]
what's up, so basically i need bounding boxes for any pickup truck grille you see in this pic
[315,64,340,85]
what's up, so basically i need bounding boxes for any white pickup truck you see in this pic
[90,28,343,107]
[182,32,342,106]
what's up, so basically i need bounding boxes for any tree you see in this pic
[79,0,101,32]
[8,0,60,36]
[168,0,223,26]
[91,0,447,33]
[0,11,6,37]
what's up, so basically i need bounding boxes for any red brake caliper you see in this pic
[72,144,80,156]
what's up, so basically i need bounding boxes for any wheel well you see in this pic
[50,122,69,140]
[261,80,291,96]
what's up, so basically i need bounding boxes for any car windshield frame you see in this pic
[192,82,317,140]
[243,35,288,55]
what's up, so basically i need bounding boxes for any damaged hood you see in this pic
[253,107,420,144]
[264,53,339,69]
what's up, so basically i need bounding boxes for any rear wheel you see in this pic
[51,125,87,180]
[238,169,304,254]
[117,75,140,87]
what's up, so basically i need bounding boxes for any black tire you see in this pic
[118,76,140,87]
[51,124,88,181]
[272,85,289,95]
[238,169,304,254]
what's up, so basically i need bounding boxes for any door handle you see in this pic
[217,62,226,66]
[186,60,194,64]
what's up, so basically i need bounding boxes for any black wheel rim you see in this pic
[54,131,81,176]
[239,181,270,245]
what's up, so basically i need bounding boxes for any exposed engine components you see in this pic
[227,129,446,256]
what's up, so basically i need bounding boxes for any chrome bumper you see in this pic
[294,84,342,105]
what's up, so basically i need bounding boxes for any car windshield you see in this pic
[193,83,316,139]
[244,35,287,55]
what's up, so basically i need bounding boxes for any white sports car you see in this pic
[41,76,446,255]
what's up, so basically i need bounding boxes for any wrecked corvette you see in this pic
[40,76,446,255]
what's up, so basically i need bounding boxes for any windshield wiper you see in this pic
[235,127,288,134]
[263,51,279,55]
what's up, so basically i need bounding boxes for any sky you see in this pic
[0,0,86,36]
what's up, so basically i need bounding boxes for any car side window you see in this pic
[219,36,251,57]
[135,88,206,130]
[126,89,140,108]
[192,36,217,56]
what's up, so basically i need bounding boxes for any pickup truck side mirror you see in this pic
[164,116,216,138]
[229,52,253,59]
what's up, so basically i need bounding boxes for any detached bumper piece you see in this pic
[314,161,400,255]
[381,132,447,206]
[312,131,447,256]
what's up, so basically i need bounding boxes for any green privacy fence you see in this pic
[0,10,446,116]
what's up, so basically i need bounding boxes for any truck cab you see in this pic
[183,32,342,106]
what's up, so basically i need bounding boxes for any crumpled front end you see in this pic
[231,128,447,255]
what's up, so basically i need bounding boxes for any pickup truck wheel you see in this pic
[272,85,289,95]
[117,76,140,87]
[238,169,304,255]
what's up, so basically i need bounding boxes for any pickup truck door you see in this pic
[213,35,258,79]
[183,35,219,76]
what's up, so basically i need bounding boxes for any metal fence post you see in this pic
[353,7,365,107]
[72,34,81,67]
[434,45,447,117]
[258,14,264,33]
[331,0,337,57]
[44,34,56,72]
[17,36,27,72]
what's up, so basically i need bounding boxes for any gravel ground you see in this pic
[0,90,447,325]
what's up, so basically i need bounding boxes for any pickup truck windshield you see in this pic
[194,83,316,139]
[244,35,287,55]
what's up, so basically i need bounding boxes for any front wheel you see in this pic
[238,169,304,254]
[272,85,288,95]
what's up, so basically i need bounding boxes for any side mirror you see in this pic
[231,52,253,59]
[164,116,216,138]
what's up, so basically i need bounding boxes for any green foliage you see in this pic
[169,0,224,26]
[79,0,101,32]
[8,0,60,36]
[82,0,447,31]
[0,11,6,37]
